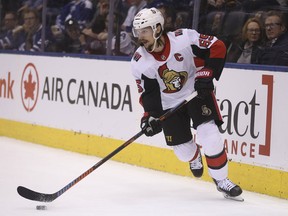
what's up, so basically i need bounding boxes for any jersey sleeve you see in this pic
[131,55,163,117]
[186,29,226,80]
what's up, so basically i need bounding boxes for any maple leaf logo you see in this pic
[24,71,36,100]
[21,63,39,112]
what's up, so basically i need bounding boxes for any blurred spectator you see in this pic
[174,11,190,29]
[91,0,109,21]
[199,10,225,36]
[83,14,136,55]
[80,0,109,55]
[56,0,94,32]
[0,12,19,35]
[226,17,264,63]
[253,10,267,26]
[226,0,243,10]
[87,0,109,35]
[18,0,43,13]
[219,1,247,48]
[13,8,54,51]
[82,20,107,55]
[46,0,70,26]
[206,0,226,13]
[111,31,136,56]
[256,10,288,66]
[198,0,226,35]
[54,18,88,53]
[242,0,280,13]
[121,0,147,33]
[170,0,194,11]
[276,0,288,6]
[0,1,22,14]
[210,11,225,35]
[0,12,19,49]
[170,0,193,29]
[146,0,171,8]
[156,4,176,32]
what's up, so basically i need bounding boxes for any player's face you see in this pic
[135,27,155,51]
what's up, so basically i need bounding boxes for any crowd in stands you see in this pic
[0,0,287,66]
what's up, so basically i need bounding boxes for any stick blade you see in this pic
[17,186,56,202]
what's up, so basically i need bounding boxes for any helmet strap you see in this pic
[148,26,162,53]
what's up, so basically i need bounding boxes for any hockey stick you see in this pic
[17,91,198,202]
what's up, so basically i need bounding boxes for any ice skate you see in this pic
[213,178,244,201]
[189,148,203,178]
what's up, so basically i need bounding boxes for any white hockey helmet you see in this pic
[132,7,164,38]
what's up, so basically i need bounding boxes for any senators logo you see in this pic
[158,63,188,93]
[201,105,212,116]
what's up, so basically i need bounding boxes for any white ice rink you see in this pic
[0,136,287,216]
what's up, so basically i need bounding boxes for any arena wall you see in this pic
[0,52,287,199]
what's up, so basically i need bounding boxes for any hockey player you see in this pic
[131,7,243,199]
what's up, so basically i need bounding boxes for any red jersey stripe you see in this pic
[210,40,226,58]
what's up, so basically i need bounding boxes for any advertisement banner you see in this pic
[0,53,287,172]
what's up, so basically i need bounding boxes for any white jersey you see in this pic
[131,28,225,111]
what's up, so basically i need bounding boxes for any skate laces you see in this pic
[217,178,236,191]
[189,151,203,169]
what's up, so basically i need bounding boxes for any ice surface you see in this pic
[0,137,287,216]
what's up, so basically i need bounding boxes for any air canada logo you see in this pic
[158,63,188,93]
[21,63,39,112]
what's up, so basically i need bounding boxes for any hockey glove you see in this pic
[141,113,162,137]
[194,68,214,99]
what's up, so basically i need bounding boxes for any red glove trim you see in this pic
[143,112,150,117]
[195,68,213,79]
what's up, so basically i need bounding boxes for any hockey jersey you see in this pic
[131,28,226,114]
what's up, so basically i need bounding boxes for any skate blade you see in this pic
[223,193,244,202]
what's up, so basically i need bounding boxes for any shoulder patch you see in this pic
[174,29,183,37]
[133,52,142,62]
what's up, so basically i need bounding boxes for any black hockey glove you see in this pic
[141,113,162,137]
[194,68,214,99]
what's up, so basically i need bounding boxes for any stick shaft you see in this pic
[17,91,198,202]
[57,91,198,197]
